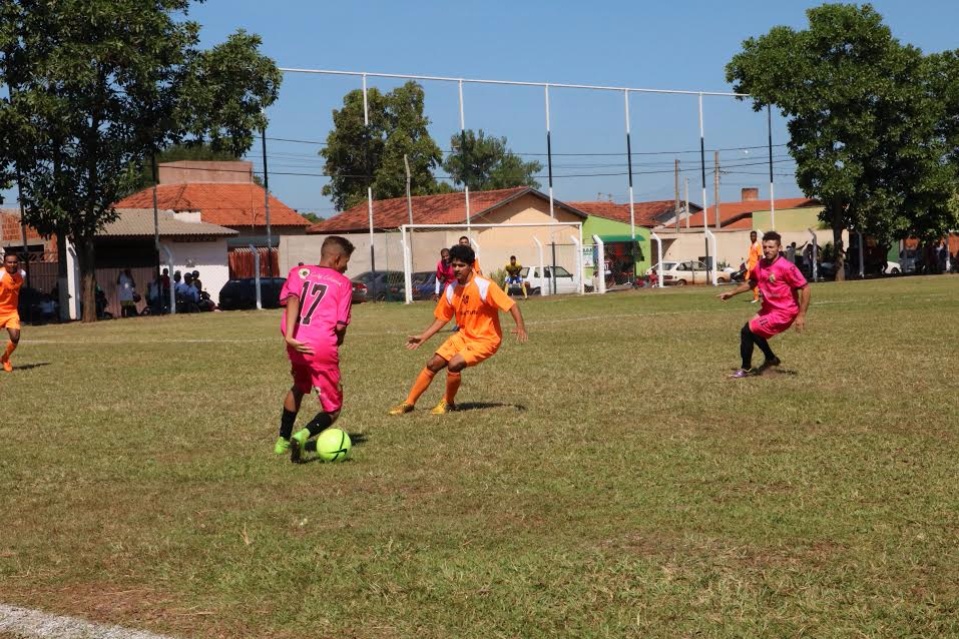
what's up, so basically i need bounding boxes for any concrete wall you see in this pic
[160,239,231,300]
[752,207,827,232]
[159,161,253,185]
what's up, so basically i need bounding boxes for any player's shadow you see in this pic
[12,362,51,371]
[456,401,526,412]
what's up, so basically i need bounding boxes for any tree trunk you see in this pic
[77,238,98,323]
[832,201,846,282]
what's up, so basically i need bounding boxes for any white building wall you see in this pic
[160,239,230,299]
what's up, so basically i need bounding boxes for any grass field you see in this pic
[2,277,959,638]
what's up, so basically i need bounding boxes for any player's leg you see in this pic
[390,351,449,414]
[732,323,755,378]
[291,363,344,462]
[432,354,466,414]
[520,279,527,299]
[2,323,20,373]
[275,386,304,454]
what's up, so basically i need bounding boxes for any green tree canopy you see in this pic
[726,3,958,279]
[442,129,542,191]
[0,0,281,320]
[320,81,442,211]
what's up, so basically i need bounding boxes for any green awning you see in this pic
[595,234,648,243]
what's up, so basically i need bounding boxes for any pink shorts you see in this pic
[749,311,797,340]
[288,347,343,414]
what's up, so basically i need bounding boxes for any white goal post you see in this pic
[399,222,586,304]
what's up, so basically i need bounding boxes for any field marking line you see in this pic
[0,603,177,639]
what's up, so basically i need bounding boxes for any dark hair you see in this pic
[762,231,782,244]
[322,235,356,257]
[3,253,18,262]
[459,235,470,243]
[510,255,516,260]
[449,244,475,265]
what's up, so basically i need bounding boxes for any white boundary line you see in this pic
[0,604,177,639]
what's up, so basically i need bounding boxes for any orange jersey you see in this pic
[0,269,25,314]
[747,241,762,270]
[435,274,514,343]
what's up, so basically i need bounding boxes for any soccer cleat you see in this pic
[388,403,414,415]
[2,360,11,373]
[290,429,309,464]
[273,437,290,455]
[756,357,782,374]
[430,401,456,415]
[728,368,751,379]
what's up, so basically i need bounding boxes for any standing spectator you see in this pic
[117,269,137,318]
[802,242,814,276]
[433,248,454,300]
[191,270,204,294]
[786,242,797,266]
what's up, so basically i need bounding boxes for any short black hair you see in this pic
[3,253,18,262]
[449,244,475,265]
[459,235,470,243]
[322,235,356,257]
[762,231,782,244]
[510,255,516,260]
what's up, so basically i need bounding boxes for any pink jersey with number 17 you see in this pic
[279,265,353,353]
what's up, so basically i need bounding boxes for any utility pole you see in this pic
[713,150,721,229]
[684,178,690,230]
[674,159,680,230]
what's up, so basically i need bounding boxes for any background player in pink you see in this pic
[718,231,810,378]
[275,236,355,463]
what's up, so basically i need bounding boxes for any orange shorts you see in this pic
[436,333,500,367]
[0,312,20,331]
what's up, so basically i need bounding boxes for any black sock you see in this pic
[740,323,755,369]
[754,335,775,361]
[279,408,297,440]
[305,440,317,452]
[304,412,333,438]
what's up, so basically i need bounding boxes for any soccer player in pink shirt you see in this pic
[275,236,355,462]
[719,231,810,378]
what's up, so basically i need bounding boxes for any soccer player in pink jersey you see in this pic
[719,231,810,378]
[275,236,355,462]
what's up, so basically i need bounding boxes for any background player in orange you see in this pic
[458,235,482,276]
[746,230,762,303]
[390,243,527,415]
[0,252,26,372]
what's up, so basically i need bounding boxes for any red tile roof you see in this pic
[567,199,701,228]
[115,183,309,229]
[309,187,587,234]
[683,198,819,229]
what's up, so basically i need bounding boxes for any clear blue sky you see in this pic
[6,1,959,216]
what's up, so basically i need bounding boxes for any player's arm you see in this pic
[406,318,447,350]
[794,284,811,332]
[719,279,755,300]
[508,303,528,343]
[282,294,314,355]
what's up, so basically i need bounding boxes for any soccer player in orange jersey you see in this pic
[390,243,527,415]
[0,253,26,372]
[458,236,482,276]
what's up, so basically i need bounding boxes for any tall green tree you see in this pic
[1,1,281,321]
[443,129,542,191]
[320,81,442,211]
[726,3,958,280]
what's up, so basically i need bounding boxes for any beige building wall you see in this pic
[158,161,254,184]
[282,194,586,280]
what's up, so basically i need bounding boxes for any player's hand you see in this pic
[513,327,528,343]
[794,315,806,333]
[285,336,314,355]
[718,292,732,301]
[406,335,424,350]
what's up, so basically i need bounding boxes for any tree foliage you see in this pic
[443,129,542,191]
[320,81,442,211]
[0,0,281,320]
[726,3,959,279]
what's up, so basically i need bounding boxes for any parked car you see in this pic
[412,271,437,300]
[218,277,286,310]
[520,265,580,295]
[350,270,406,302]
[351,280,367,304]
[885,261,902,275]
[660,260,730,286]
[645,261,678,277]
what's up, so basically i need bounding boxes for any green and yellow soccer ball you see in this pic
[315,428,351,462]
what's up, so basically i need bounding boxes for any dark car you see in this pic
[412,271,436,300]
[218,277,286,310]
[351,270,405,302]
